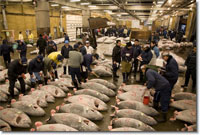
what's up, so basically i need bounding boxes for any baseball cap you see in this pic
[162,52,170,57]
[65,40,69,44]
[21,57,27,66]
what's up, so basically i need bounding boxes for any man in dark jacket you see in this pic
[64,33,70,42]
[138,45,153,82]
[112,40,121,80]
[162,52,179,91]
[141,65,171,122]
[79,42,87,56]
[132,39,142,77]
[81,54,98,82]
[46,37,57,55]
[0,39,14,68]
[121,42,133,84]
[37,34,47,57]
[181,44,196,92]
[8,57,27,103]
[17,40,27,58]
[61,40,73,75]
[28,55,44,89]
[43,57,56,85]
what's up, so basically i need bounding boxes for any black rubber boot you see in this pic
[155,112,167,123]
[44,78,48,85]
[31,82,35,89]
[153,101,159,110]
[63,66,66,75]
[55,71,58,79]
[73,81,78,89]
[122,73,126,83]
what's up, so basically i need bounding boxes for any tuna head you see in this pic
[0,108,32,128]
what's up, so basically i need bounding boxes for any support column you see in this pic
[82,10,91,28]
[35,0,50,36]
[185,9,196,41]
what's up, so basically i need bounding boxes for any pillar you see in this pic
[35,0,50,36]
[185,9,196,41]
[82,10,91,28]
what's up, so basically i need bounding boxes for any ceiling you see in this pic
[2,0,196,22]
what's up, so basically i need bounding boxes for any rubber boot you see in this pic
[153,101,159,110]
[113,71,118,81]
[31,82,35,89]
[122,73,126,83]
[73,81,78,89]
[55,71,58,79]
[44,78,48,85]
[63,66,66,75]
[155,112,167,123]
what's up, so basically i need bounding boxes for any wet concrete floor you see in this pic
[0,42,195,132]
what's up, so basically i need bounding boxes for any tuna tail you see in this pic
[108,126,113,131]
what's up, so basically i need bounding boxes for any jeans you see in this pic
[30,72,41,83]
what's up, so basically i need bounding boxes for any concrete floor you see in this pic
[0,42,196,132]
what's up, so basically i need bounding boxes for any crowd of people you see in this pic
[0,28,196,124]
[111,38,196,122]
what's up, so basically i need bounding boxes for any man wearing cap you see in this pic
[162,51,179,91]
[61,40,73,75]
[43,57,56,85]
[181,43,196,92]
[112,40,121,80]
[37,34,47,57]
[138,44,152,82]
[68,44,83,89]
[78,42,87,56]
[7,57,27,103]
[85,41,94,55]
[46,37,57,55]
[121,42,133,84]
[28,55,44,89]
[48,52,64,79]
[17,40,27,58]
[141,65,171,122]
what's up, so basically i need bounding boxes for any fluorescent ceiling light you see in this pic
[61,6,69,9]
[88,5,97,8]
[70,0,80,2]
[51,4,59,7]
[168,0,172,4]
[80,2,90,5]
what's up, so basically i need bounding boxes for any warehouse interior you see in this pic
[0,0,197,133]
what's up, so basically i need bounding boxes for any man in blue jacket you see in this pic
[162,52,179,91]
[0,39,14,68]
[150,41,160,58]
[28,55,44,89]
[138,45,152,82]
[81,54,98,82]
[17,40,27,58]
[141,65,171,122]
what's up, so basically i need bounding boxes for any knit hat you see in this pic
[37,55,43,61]
[74,44,79,49]
[86,41,90,44]
[162,51,170,57]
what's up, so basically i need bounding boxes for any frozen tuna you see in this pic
[0,119,12,131]
[172,92,196,101]
[88,79,117,90]
[170,100,196,110]
[40,85,66,98]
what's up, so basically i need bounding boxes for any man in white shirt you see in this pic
[85,40,94,55]
[18,31,24,42]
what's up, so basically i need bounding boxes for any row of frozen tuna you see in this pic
[97,36,129,44]
[107,85,158,131]
[0,78,118,131]
[158,39,193,49]
[169,92,196,129]
[31,79,118,131]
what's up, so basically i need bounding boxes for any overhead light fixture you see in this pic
[51,4,59,7]
[172,4,174,7]
[88,5,97,8]
[168,7,170,10]
[168,0,172,4]
[80,2,90,5]
[70,0,80,2]
[61,6,69,9]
